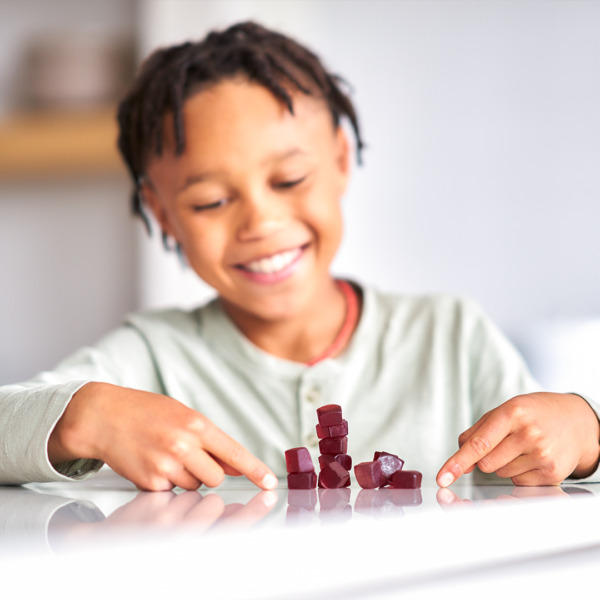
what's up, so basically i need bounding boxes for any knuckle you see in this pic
[468,435,490,457]
[505,399,527,421]
[533,444,552,463]
[154,457,177,478]
[163,435,189,458]
[186,412,207,434]
[519,423,543,446]
[138,474,173,491]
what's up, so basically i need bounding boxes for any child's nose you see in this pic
[236,193,287,241]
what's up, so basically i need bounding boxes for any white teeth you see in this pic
[246,249,299,274]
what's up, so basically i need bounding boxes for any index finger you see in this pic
[192,419,278,490]
[436,411,513,487]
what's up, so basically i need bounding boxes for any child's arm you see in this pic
[437,392,600,487]
[48,381,278,491]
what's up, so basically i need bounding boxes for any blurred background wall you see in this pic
[1,0,599,397]
[0,0,138,385]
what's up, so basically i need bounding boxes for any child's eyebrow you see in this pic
[265,147,306,164]
[179,172,221,192]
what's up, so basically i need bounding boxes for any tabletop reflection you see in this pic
[48,488,279,551]
[435,483,594,509]
[1,470,597,556]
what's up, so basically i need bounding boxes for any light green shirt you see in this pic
[1,285,598,485]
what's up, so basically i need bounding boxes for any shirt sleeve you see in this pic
[0,324,162,485]
[564,393,600,484]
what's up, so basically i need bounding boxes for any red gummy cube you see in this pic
[390,469,422,489]
[316,404,343,427]
[354,461,387,489]
[316,419,348,439]
[318,461,350,489]
[373,451,404,481]
[318,436,347,455]
[287,471,317,489]
[285,447,314,473]
[318,453,352,471]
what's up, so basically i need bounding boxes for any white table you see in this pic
[1,468,599,599]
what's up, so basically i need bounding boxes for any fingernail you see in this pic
[438,472,454,488]
[261,473,278,490]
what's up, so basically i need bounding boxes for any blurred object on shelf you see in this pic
[19,32,135,109]
[0,30,136,178]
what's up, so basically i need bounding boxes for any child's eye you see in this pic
[191,199,228,212]
[274,176,307,190]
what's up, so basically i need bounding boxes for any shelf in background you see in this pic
[0,107,126,179]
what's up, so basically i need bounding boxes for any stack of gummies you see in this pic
[316,404,352,488]
[285,403,351,489]
[285,403,422,490]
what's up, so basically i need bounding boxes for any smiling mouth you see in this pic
[237,246,306,275]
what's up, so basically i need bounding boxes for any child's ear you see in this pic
[334,126,352,193]
[140,181,175,239]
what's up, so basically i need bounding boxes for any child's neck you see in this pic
[221,278,361,363]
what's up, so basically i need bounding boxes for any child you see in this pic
[1,22,599,491]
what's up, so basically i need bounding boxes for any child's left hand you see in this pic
[437,392,600,487]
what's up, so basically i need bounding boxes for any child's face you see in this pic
[143,78,350,322]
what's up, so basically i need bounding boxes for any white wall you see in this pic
[0,178,137,384]
[136,0,600,394]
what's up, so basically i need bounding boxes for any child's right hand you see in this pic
[48,382,278,491]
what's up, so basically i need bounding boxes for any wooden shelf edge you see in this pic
[0,107,127,179]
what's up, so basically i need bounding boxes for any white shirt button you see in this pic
[305,432,319,447]
[305,388,321,404]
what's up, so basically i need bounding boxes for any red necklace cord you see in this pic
[306,280,359,366]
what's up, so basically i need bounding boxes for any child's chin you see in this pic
[223,294,300,322]
[249,303,301,323]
